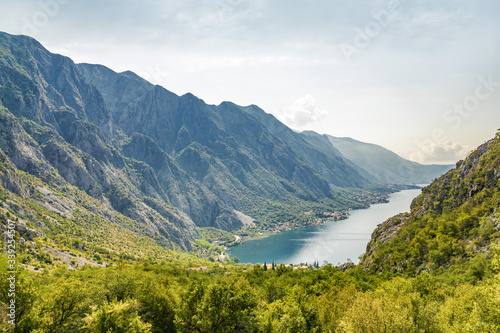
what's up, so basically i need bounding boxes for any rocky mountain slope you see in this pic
[362,132,500,273]
[234,104,368,187]
[0,31,367,251]
[76,63,368,191]
[0,32,204,250]
[0,31,455,252]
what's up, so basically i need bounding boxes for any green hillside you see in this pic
[362,132,500,275]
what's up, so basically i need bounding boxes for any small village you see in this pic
[267,210,350,233]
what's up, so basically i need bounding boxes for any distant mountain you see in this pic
[316,134,453,184]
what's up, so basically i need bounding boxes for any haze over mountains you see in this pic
[324,135,452,184]
[0,31,452,249]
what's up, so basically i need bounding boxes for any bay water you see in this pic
[228,189,421,265]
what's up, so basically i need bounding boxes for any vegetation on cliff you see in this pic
[362,133,500,275]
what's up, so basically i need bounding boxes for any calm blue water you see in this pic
[228,189,421,265]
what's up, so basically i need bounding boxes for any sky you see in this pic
[0,0,499,164]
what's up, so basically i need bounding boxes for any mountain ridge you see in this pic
[0,31,452,252]
[322,134,453,184]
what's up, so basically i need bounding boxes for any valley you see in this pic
[0,31,451,261]
[0,30,499,332]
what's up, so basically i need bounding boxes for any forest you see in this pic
[1,134,500,332]
[1,248,500,332]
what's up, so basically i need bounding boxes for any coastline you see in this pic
[227,187,423,265]
[229,184,421,248]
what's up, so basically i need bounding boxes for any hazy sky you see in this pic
[0,0,499,164]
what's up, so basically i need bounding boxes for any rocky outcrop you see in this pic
[362,213,409,270]
[0,215,41,242]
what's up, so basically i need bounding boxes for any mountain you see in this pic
[0,33,200,250]
[233,105,368,187]
[321,134,453,184]
[76,63,369,190]
[74,63,371,223]
[0,31,377,251]
[362,132,500,274]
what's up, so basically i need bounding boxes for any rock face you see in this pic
[77,63,369,196]
[0,31,372,249]
[362,213,410,272]
[0,32,199,250]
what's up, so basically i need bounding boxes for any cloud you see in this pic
[279,95,327,128]
[404,141,473,164]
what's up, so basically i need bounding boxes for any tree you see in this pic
[176,278,257,333]
[41,277,90,331]
[340,292,414,332]
[103,268,138,303]
[175,280,205,332]
[317,286,357,332]
[83,300,152,333]
[261,299,307,333]
[0,255,40,331]
[137,276,177,333]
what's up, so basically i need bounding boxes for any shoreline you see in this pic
[227,187,423,264]
[229,185,423,249]
[228,213,351,250]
